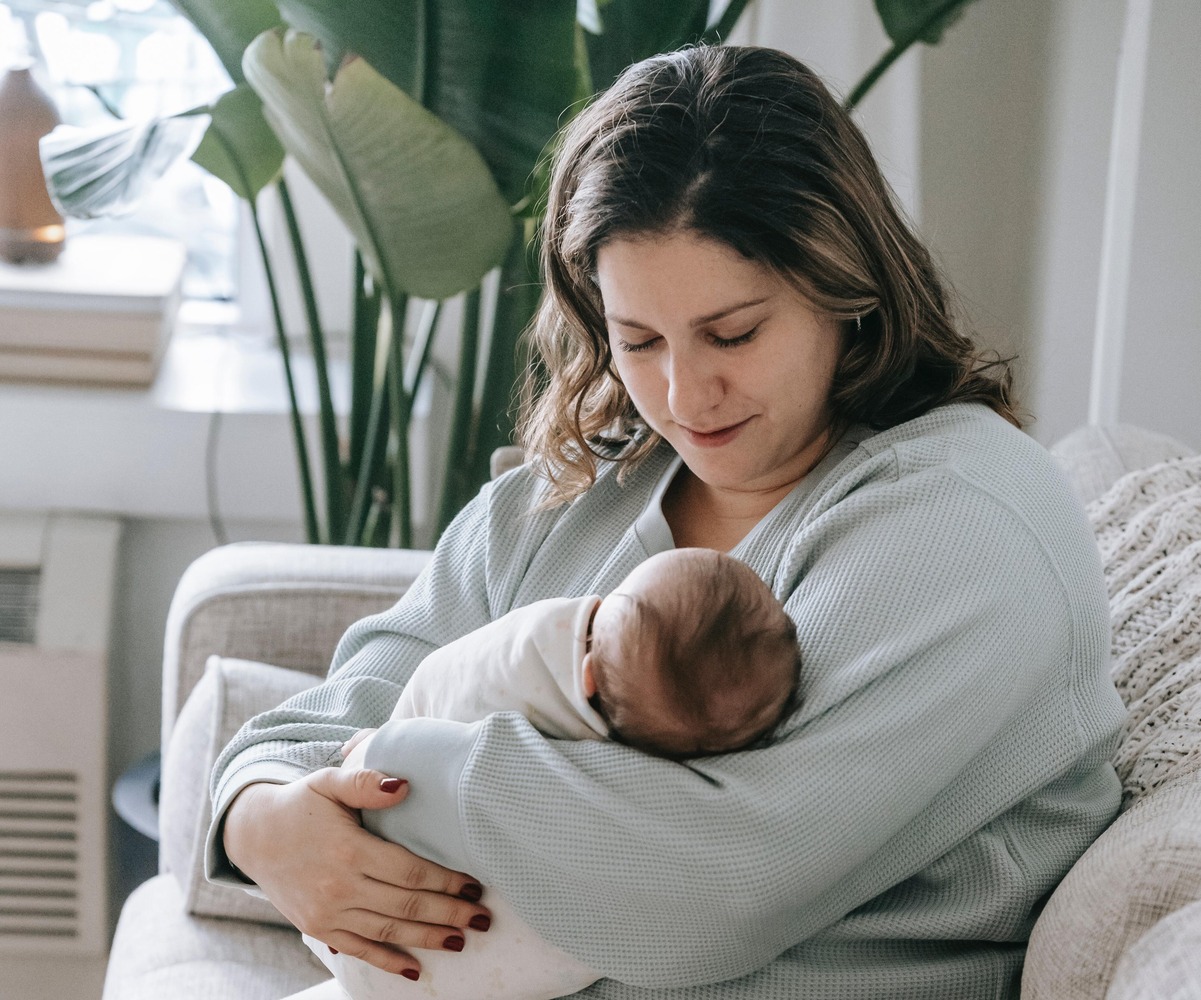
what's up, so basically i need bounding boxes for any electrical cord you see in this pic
[205,405,230,546]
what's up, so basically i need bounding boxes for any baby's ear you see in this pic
[582,654,598,698]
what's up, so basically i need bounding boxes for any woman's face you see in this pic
[596,230,842,496]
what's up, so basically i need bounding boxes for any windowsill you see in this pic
[0,304,448,528]
[153,301,350,416]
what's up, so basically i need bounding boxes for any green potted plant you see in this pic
[43,0,755,547]
[848,0,980,110]
[41,0,977,547]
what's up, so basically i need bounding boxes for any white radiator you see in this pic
[0,512,120,956]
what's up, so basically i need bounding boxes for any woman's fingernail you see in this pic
[443,935,465,952]
[329,946,339,955]
[402,969,420,981]
[469,914,491,932]
[379,777,406,793]
[458,883,483,902]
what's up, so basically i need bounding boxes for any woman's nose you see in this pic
[664,349,723,423]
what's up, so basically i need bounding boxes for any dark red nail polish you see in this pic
[402,969,420,981]
[329,946,339,955]
[458,883,483,902]
[443,935,465,952]
[379,777,406,793]
[469,914,491,932]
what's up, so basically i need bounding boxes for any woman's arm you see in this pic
[358,467,1119,988]
[208,484,497,816]
[205,479,520,974]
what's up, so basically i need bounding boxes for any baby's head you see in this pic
[583,549,800,759]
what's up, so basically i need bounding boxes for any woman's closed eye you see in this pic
[615,335,660,354]
[711,325,760,348]
[614,325,760,354]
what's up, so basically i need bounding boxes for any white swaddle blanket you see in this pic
[303,888,597,1000]
[303,595,606,1000]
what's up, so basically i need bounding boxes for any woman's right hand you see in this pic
[221,769,492,979]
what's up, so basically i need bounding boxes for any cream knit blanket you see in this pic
[1088,455,1201,808]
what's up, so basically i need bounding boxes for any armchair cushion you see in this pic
[1049,424,1193,507]
[1107,895,1201,1000]
[160,654,321,926]
[1023,772,1201,998]
[103,874,324,1000]
[161,543,428,749]
[1022,454,1201,998]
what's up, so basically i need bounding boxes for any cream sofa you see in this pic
[101,426,1201,1000]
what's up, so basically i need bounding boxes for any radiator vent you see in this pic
[0,772,79,941]
[0,514,120,960]
[0,569,39,645]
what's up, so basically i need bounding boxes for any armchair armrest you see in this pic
[161,541,431,749]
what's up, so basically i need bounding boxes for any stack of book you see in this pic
[0,233,186,387]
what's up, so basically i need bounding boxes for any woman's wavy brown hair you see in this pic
[518,45,1019,505]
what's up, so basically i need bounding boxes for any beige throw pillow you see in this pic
[159,655,321,926]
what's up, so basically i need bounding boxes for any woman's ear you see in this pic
[582,654,598,698]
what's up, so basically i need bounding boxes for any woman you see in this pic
[211,46,1125,998]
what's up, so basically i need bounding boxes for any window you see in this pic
[1,0,238,300]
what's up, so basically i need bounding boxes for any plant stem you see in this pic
[414,0,431,106]
[317,89,407,542]
[362,487,386,548]
[278,178,346,541]
[385,294,413,548]
[83,83,122,120]
[248,197,321,543]
[468,231,538,490]
[348,254,379,487]
[401,299,441,423]
[200,119,320,543]
[437,288,482,535]
[345,294,404,544]
[573,20,595,102]
[844,0,973,111]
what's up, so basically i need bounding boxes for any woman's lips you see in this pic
[681,417,753,448]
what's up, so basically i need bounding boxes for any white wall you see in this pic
[917,0,1200,449]
[1021,0,1126,445]
[753,0,1200,450]
[1116,1,1201,447]
[737,0,922,217]
[918,0,1056,376]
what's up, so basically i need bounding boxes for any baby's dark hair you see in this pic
[589,550,800,759]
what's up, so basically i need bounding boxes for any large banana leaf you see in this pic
[243,30,514,301]
[873,0,976,46]
[41,83,285,220]
[191,84,285,199]
[271,0,579,205]
[41,115,209,219]
[580,0,711,94]
[170,0,283,84]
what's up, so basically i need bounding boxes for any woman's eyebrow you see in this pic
[606,297,770,330]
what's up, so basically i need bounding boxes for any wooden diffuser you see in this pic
[0,66,65,265]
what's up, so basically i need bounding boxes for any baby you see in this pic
[305,547,801,1000]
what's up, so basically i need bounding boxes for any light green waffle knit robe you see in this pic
[209,402,1125,999]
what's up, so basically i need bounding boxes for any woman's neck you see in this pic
[662,469,798,552]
